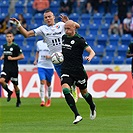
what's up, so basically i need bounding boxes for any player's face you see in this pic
[44,12,55,26]
[64,24,75,36]
[6,33,14,44]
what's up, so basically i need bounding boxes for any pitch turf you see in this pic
[0,98,132,133]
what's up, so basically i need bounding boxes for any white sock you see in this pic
[40,84,45,102]
[48,86,51,99]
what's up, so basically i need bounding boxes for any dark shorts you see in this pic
[61,69,88,90]
[0,69,18,85]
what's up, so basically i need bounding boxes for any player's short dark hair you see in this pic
[44,9,53,14]
[6,31,14,36]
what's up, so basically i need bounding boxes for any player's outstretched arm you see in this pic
[9,18,35,38]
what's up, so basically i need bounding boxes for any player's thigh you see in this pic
[38,67,46,81]
[0,70,10,83]
[45,68,54,83]
[61,73,74,88]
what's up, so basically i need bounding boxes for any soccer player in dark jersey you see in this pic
[126,41,133,78]
[0,31,24,107]
[61,20,96,124]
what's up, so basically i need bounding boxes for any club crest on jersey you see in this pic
[71,40,75,44]
[56,25,60,29]
[10,48,13,51]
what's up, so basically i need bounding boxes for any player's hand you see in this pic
[60,14,69,23]
[8,56,13,60]
[0,55,4,60]
[9,18,21,28]
[33,60,37,65]
[85,56,91,62]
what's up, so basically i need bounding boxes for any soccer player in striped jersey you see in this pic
[34,40,54,107]
[10,10,79,102]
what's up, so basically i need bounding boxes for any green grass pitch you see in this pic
[0,98,132,133]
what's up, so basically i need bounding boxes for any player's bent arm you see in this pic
[8,53,24,61]
[85,46,95,62]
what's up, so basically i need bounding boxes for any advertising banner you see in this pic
[1,71,133,98]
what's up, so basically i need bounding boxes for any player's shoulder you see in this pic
[55,21,65,26]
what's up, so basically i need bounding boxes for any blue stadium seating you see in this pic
[69,13,80,22]
[82,50,89,64]
[105,45,116,56]
[77,23,87,37]
[93,13,103,24]
[113,56,125,64]
[22,45,32,57]
[15,1,24,14]
[89,23,99,35]
[85,34,95,47]
[50,1,60,15]
[34,13,44,25]
[14,34,25,47]
[93,45,104,57]
[101,56,113,64]
[0,34,6,45]
[109,34,119,46]
[24,13,32,25]
[100,23,109,35]
[104,13,113,24]
[25,37,36,46]
[90,56,100,64]
[121,34,132,46]
[125,58,132,64]
[97,34,107,47]
[117,45,128,57]
[80,14,90,25]
[0,1,9,14]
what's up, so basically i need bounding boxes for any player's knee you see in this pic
[63,88,70,94]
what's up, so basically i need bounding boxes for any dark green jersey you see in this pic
[62,33,88,71]
[127,42,133,55]
[3,42,23,70]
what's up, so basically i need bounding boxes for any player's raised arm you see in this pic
[9,18,35,38]
[60,14,80,28]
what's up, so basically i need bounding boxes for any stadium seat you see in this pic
[24,13,32,25]
[22,45,32,57]
[0,1,9,14]
[69,13,80,22]
[18,56,29,64]
[85,34,96,47]
[90,56,100,64]
[121,34,132,46]
[34,13,44,25]
[15,1,24,14]
[0,34,6,45]
[100,23,109,35]
[29,23,39,30]
[80,13,90,25]
[109,34,119,46]
[14,34,25,47]
[97,34,107,47]
[93,45,104,57]
[101,56,113,64]
[93,13,103,24]
[0,13,7,21]
[89,23,99,35]
[117,45,128,57]
[104,13,113,24]
[125,58,132,64]
[105,45,116,56]
[27,2,33,14]
[113,56,125,64]
[77,23,87,37]
[50,1,60,15]
[25,37,36,46]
